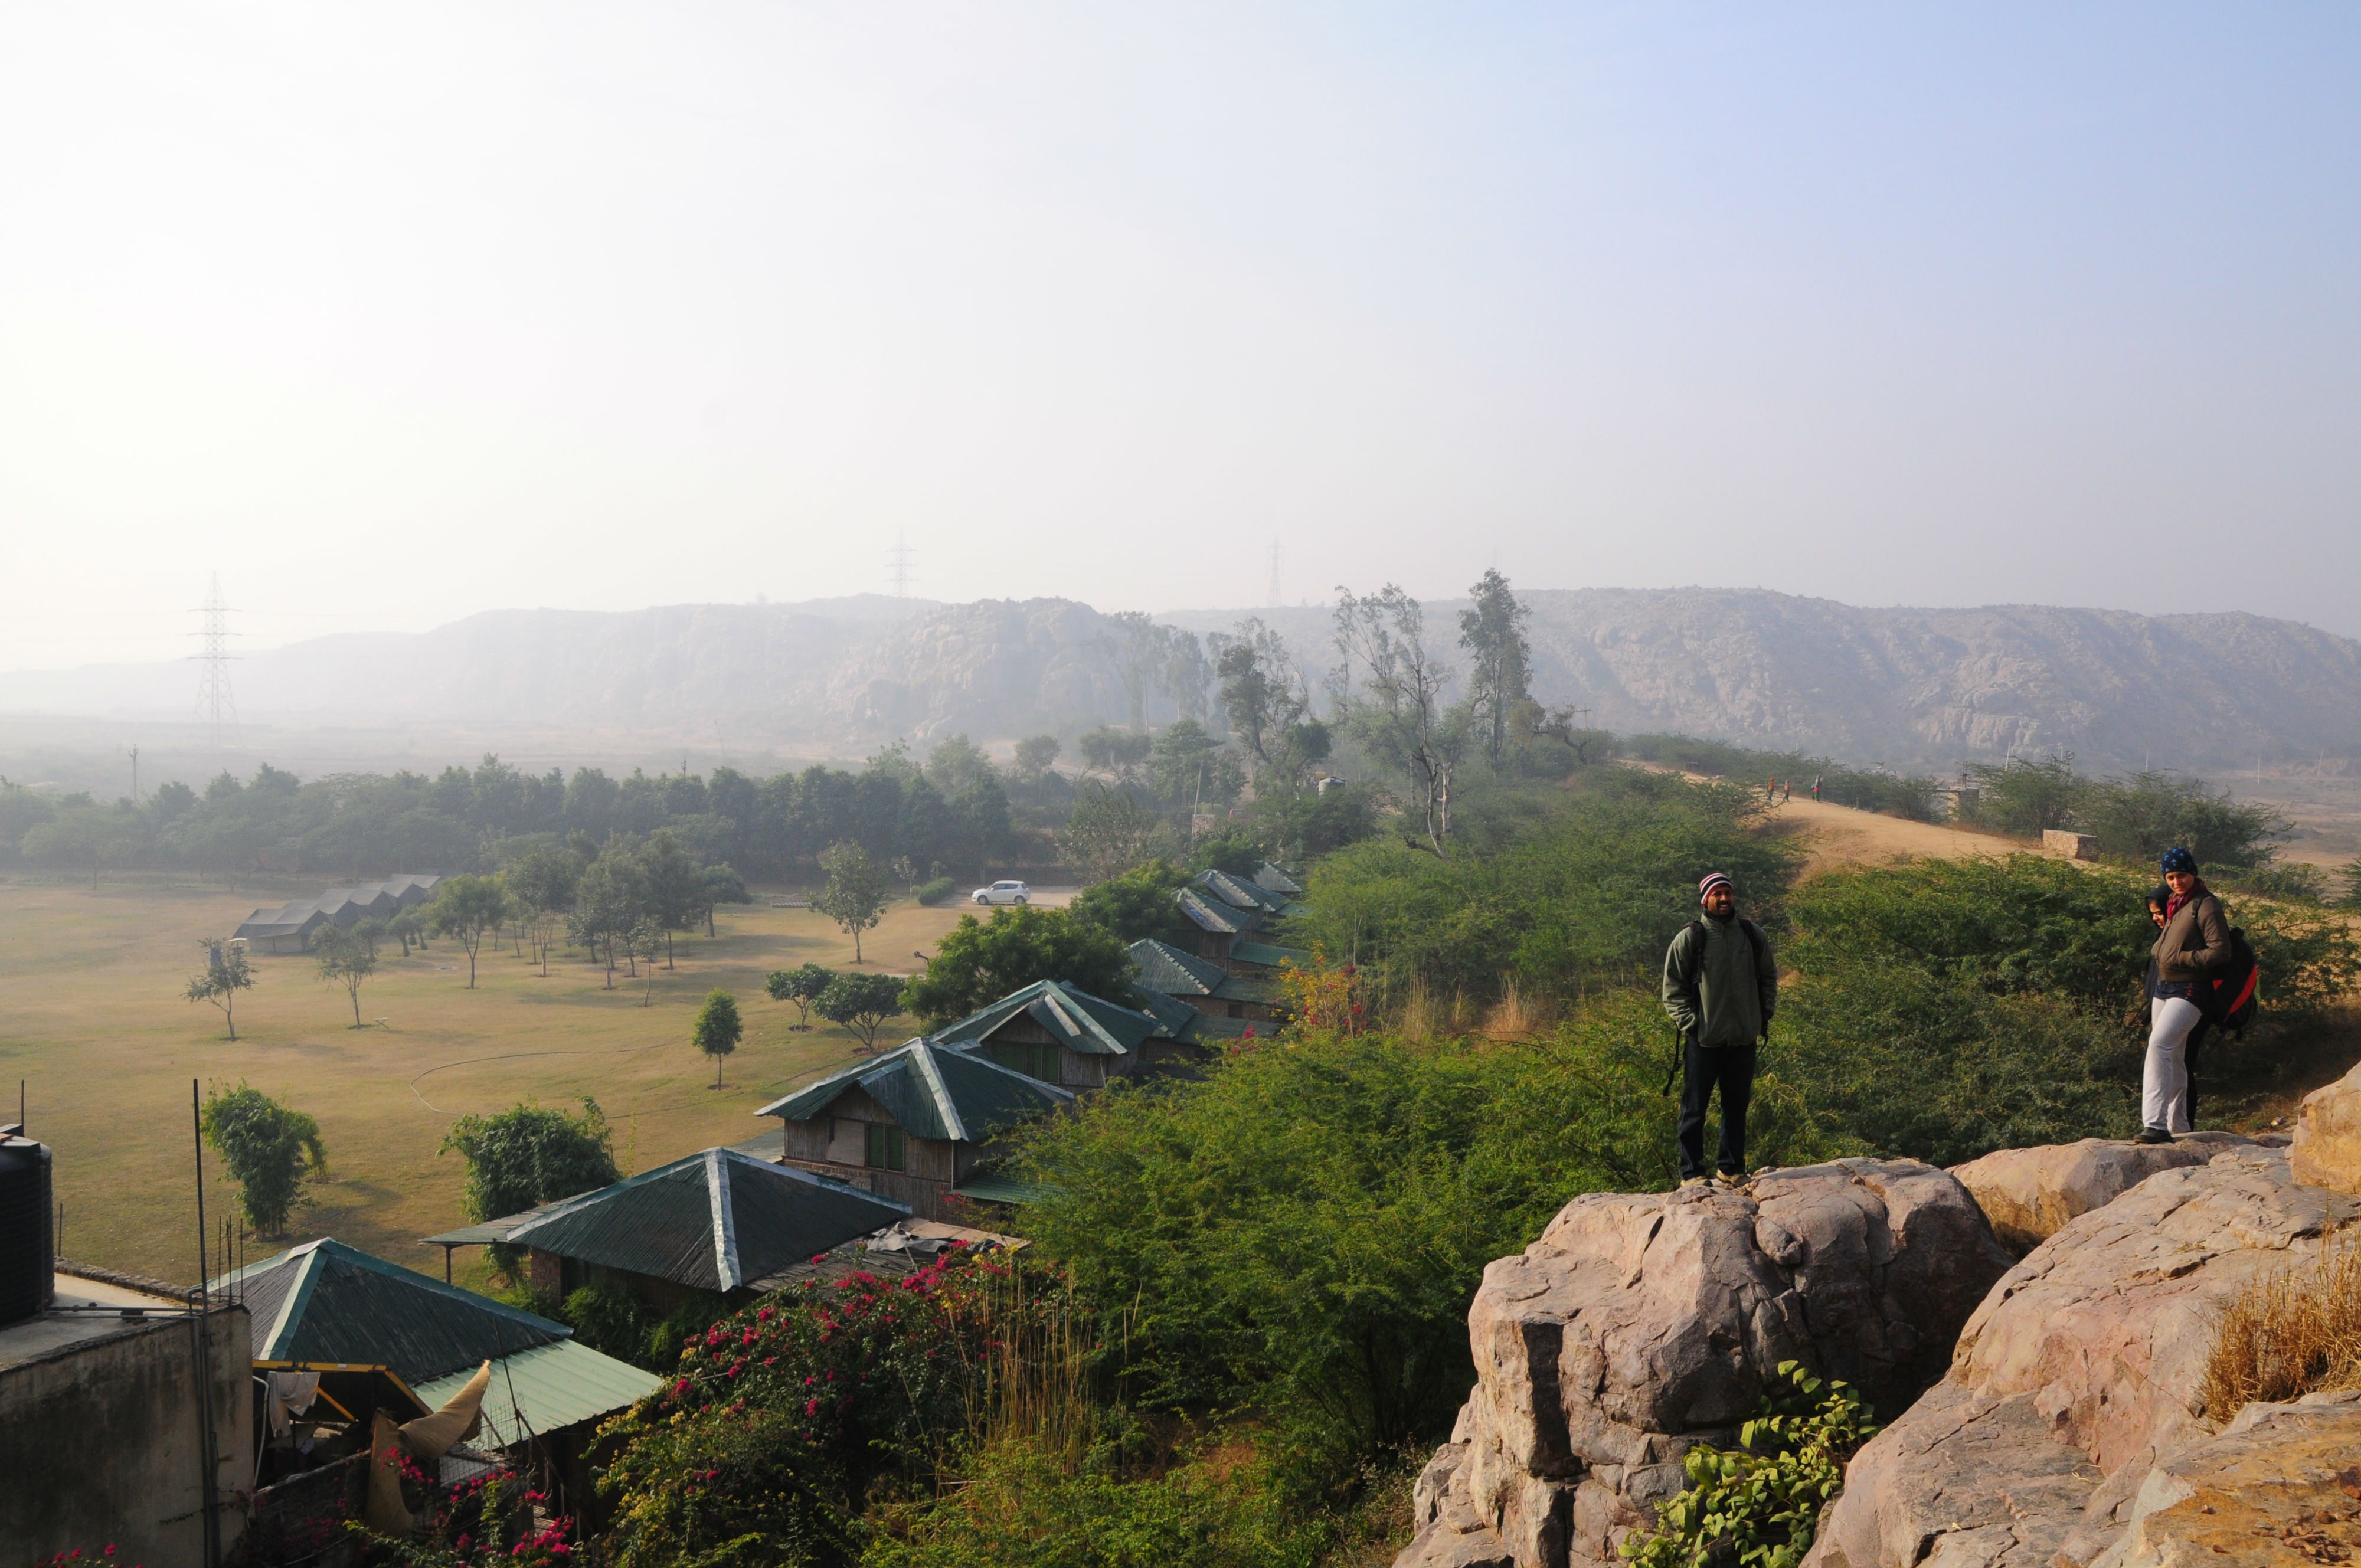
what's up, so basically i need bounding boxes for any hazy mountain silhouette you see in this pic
[9,588,2359,772]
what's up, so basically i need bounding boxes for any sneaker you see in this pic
[1716,1171,1747,1188]
[2134,1127,2173,1145]
[1679,1176,1711,1190]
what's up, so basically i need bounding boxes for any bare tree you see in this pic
[1334,585,1468,857]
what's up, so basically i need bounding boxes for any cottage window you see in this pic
[989,1040,1061,1083]
[865,1122,905,1172]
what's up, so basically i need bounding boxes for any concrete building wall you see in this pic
[0,1305,253,1564]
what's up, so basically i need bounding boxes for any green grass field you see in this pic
[0,873,974,1284]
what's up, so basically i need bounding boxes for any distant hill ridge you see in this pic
[8,588,2359,772]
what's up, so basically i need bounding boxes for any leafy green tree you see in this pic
[22,803,146,890]
[185,938,257,1040]
[506,844,582,976]
[1076,725,1152,784]
[1459,567,1533,767]
[815,971,908,1053]
[201,1081,327,1236]
[573,850,647,987]
[636,828,706,968]
[427,873,514,988]
[812,840,892,963]
[388,906,427,955]
[1211,618,1314,784]
[1011,735,1062,786]
[439,1099,619,1271]
[624,917,666,1005]
[1333,584,1469,856]
[1066,859,1195,947]
[697,863,751,937]
[692,990,743,1087]
[765,963,834,1029]
[1055,781,1159,885]
[1966,753,2085,834]
[901,906,1139,1027]
[2078,771,2288,868]
[312,920,381,1027]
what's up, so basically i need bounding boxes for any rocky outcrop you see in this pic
[1395,1160,2013,1568]
[2096,1390,2361,1568]
[1806,1145,2360,1568]
[1950,1133,2261,1255]
[2291,1061,2361,1196]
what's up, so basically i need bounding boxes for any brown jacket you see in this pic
[2154,888,2233,983]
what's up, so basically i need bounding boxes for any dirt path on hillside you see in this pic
[1772,796,2026,877]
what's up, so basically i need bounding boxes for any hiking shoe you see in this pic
[1679,1176,1712,1190]
[2134,1126,2173,1145]
[1716,1171,1748,1189]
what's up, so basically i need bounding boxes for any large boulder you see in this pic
[2291,1061,2361,1195]
[1395,1160,2013,1568]
[2093,1390,2361,1568]
[1950,1133,2259,1255]
[1806,1145,2360,1568]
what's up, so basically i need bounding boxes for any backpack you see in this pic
[2200,927,2261,1036]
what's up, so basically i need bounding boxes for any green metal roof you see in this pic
[1253,863,1305,897]
[757,1039,1074,1143]
[1127,940,1280,1006]
[952,1173,1056,1206]
[215,1238,571,1384]
[503,1147,910,1292]
[1232,940,1313,970]
[1198,869,1287,915]
[1175,888,1245,935]
[936,979,1168,1058]
[411,1338,661,1445]
[422,1194,582,1249]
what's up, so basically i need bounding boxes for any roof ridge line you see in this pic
[910,1043,969,1143]
[708,1148,740,1292]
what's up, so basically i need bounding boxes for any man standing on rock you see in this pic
[1661,871,1778,1187]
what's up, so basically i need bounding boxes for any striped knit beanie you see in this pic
[1698,872,1733,904]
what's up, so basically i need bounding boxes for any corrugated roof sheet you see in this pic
[758,1039,1074,1142]
[505,1148,910,1292]
[1197,868,1287,914]
[217,1239,570,1384]
[935,980,1168,1058]
[1128,938,1226,997]
[1175,888,1244,935]
[1232,940,1313,970]
[1253,862,1305,896]
[953,1173,1056,1205]
[411,1339,660,1445]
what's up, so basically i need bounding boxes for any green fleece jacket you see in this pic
[1660,914,1778,1047]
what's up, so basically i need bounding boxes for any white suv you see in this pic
[971,880,1031,906]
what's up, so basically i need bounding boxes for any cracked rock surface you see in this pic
[1950,1132,2265,1256]
[1395,1160,2012,1568]
[1805,1145,2361,1568]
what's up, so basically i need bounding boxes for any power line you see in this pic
[191,574,241,750]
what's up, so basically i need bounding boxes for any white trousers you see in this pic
[2144,996,2203,1134]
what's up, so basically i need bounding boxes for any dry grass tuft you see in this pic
[2202,1235,2361,1419]
[1481,980,1548,1041]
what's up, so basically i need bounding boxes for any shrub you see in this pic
[1293,770,1799,1011]
[1618,1361,1879,1568]
[437,1101,619,1272]
[1008,990,1844,1484]
[1065,858,1195,946]
[898,906,1137,1027]
[915,875,957,906]
[2200,1238,2361,1419]
[201,1081,328,1236]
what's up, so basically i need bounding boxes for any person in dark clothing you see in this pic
[2144,881,2214,1130]
[2141,847,2232,1141]
[1660,871,1779,1186]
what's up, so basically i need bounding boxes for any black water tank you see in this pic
[0,1132,54,1325]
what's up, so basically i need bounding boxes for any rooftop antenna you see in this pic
[888,532,915,598]
[1267,541,1282,608]
[191,574,241,751]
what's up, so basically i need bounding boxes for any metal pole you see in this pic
[191,1080,222,1568]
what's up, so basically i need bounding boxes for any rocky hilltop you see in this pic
[1395,1063,2361,1568]
[9,588,2361,770]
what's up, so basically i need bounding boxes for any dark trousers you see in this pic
[1679,1039,1757,1180]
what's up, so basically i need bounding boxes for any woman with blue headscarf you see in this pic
[2139,846,2232,1143]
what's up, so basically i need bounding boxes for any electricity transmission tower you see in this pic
[887,532,916,597]
[1267,541,1282,607]
[192,574,241,749]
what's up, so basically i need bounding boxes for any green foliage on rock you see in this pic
[1618,1361,1879,1568]
[201,1080,327,1236]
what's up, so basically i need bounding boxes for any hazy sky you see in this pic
[4,3,2359,667]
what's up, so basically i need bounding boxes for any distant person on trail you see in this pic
[1661,872,1779,1187]
[1811,775,1822,802]
[1781,780,1792,804]
[2141,848,2231,1143]
[1767,777,1778,806]
[2144,883,2215,1129]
